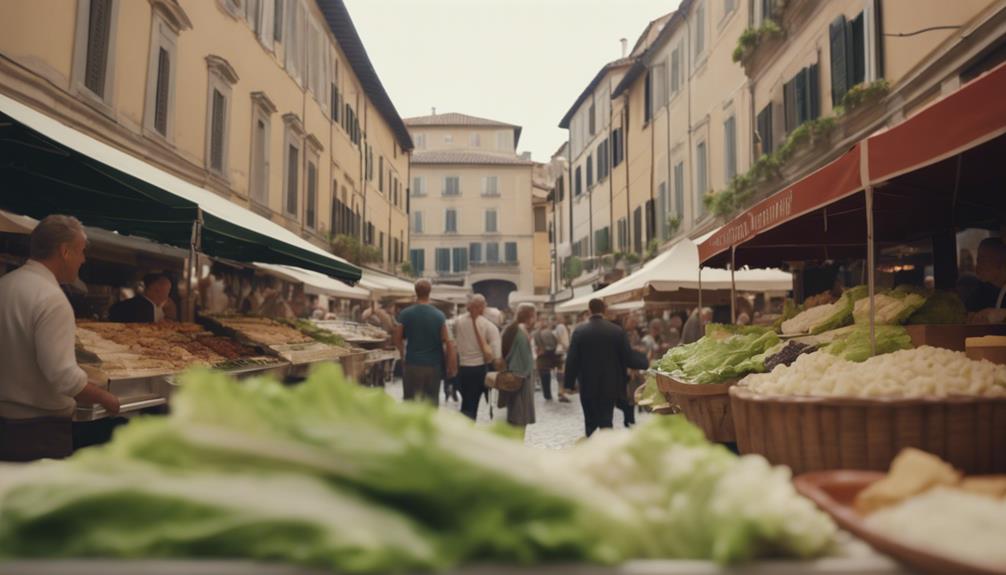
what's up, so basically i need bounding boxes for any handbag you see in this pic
[486,331,524,393]
[472,316,495,365]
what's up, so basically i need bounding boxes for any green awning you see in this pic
[0,95,360,283]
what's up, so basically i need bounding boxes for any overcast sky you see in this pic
[343,0,683,162]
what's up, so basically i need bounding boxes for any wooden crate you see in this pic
[654,371,737,443]
[730,386,1006,474]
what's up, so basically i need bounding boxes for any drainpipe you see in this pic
[567,143,573,285]
[666,62,674,241]
[686,9,694,228]
[588,94,594,259]
[608,79,615,251]
[623,96,631,253]
[649,77,656,248]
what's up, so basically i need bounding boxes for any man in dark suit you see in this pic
[564,298,649,437]
[108,273,172,323]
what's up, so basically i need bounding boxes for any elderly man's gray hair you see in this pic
[515,302,536,322]
[468,294,487,306]
[30,214,85,260]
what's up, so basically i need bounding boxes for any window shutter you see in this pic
[487,242,499,262]
[469,242,481,263]
[850,13,866,86]
[794,69,807,126]
[286,145,298,215]
[645,199,655,242]
[756,105,773,156]
[674,163,685,217]
[644,71,652,122]
[273,0,283,41]
[306,163,317,228]
[210,89,225,171]
[830,16,849,106]
[809,64,820,120]
[724,117,737,181]
[85,0,113,97]
[154,48,171,135]
[505,242,517,263]
[633,207,642,253]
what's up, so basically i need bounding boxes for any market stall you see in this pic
[649,61,1006,476]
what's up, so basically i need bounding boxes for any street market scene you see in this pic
[1,0,1006,573]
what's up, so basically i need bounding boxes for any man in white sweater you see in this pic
[452,295,502,420]
[0,215,120,460]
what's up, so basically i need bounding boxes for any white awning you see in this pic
[358,270,415,299]
[255,263,370,300]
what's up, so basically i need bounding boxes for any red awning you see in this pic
[699,60,1006,268]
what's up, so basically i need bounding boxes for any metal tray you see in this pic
[74,396,167,421]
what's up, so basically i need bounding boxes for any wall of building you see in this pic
[0,0,409,272]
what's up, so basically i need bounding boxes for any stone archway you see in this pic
[472,279,517,311]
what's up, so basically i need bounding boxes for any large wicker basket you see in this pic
[654,371,737,443]
[730,386,1006,474]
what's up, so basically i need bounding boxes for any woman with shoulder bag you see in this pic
[497,303,537,435]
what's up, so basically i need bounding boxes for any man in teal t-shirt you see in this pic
[394,279,456,404]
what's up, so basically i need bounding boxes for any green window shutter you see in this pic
[850,12,866,86]
[809,64,821,120]
[830,15,849,106]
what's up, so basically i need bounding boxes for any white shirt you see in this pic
[453,312,502,367]
[0,261,88,419]
[553,323,570,354]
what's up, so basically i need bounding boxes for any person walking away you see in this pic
[452,295,501,419]
[394,279,457,404]
[553,315,573,403]
[499,303,537,435]
[564,299,649,437]
[0,215,120,461]
[532,317,560,401]
[681,307,713,345]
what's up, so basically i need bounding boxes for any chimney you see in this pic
[620,38,628,58]
[431,107,437,116]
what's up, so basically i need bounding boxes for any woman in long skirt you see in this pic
[500,303,537,434]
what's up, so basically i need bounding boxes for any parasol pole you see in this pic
[861,138,876,357]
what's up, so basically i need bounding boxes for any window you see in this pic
[633,206,643,253]
[496,131,511,151]
[415,133,426,149]
[673,161,685,218]
[486,242,500,263]
[588,102,596,136]
[284,0,306,84]
[594,227,610,254]
[445,208,457,233]
[722,0,737,21]
[556,175,565,202]
[644,71,652,124]
[504,242,517,263]
[444,133,453,144]
[379,232,384,258]
[724,115,737,182]
[250,106,270,205]
[283,115,303,219]
[75,0,116,102]
[596,139,609,181]
[331,60,342,121]
[574,166,583,196]
[784,64,821,133]
[652,60,668,111]
[452,247,468,273]
[305,159,317,229]
[205,57,237,175]
[612,128,624,167]
[379,156,384,192]
[469,133,481,147]
[443,176,460,196]
[392,238,399,264]
[273,0,283,41]
[693,1,705,62]
[412,176,425,196]
[534,206,547,232]
[469,242,482,263]
[695,141,707,218]
[410,249,425,274]
[586,155,594,188]
[307,19,327,105]
[481,176,499,196]
[412,211,423,233]
[645,199,656,243]
[830,13,867,106]
[435,248,451,273]
[245,0,261,33]
[756,104,773,156]
[657,182,669,239]
[671,45,682,95]
[484,209,498,233]
[617,218,627,250]
[143,15,177,138]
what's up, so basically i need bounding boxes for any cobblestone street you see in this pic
[385,376,649,449]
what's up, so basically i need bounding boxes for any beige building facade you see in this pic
[553,0,1006,298]
[0,0,411,272]
[406,113,539,308]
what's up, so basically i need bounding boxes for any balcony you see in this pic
[471,260,519,268]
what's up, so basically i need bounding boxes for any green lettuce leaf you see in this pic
[656,327,780,384]
[820,325,913,362]
[908,290,967,325]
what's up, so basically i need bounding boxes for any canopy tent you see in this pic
[0,209,190,262]
[699,60,1006,269]
[430,284,472,305]
[255,263,370,300]
[358,270,415,299]
[0,94,361,283]
[556,237,791,313]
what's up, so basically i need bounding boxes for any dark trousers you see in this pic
[580,394,616,437]
[403,364,442,405]
[538,369,552,400]
[458,364,488,420]
[616,397,635,427]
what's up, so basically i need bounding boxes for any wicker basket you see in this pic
[730,386,1006,474]
[654,371,737,443]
